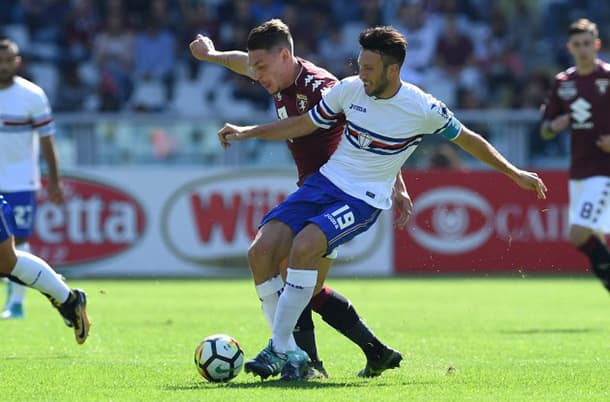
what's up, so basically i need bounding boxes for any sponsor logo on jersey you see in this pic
[595,78,609,94]
[570,97,593,129]
[557,80,577,99]
[348,103,367,113]
[30,176,146,267]
[296,93,309,113]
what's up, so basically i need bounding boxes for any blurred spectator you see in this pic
[92,13,134,111]
[54,61,93,112]
[395,0,441,86]
[62,0,100,62]
[132,15,176,109]
[250,0,284,23]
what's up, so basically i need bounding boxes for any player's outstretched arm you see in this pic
[540,114,570,140]
[189,34,253,79]
[392,171,412,230]
[40,136,64,204]
[453,126,548,199]
[218,114,317,148]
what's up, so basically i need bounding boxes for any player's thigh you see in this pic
[249,220,294,282]
[0,195,18,274]
[568,177,610,245]
[1,191,36,239]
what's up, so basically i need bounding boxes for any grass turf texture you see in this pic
[0,277,608,401]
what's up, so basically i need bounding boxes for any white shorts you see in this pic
[569,176,610,234]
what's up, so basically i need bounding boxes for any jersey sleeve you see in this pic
[541,77,562,121]
[308,79,345,129]
[422,93,462,140]
[31,89,55,137]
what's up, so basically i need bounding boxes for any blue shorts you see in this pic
[0,191,37,238]
[260,172,382,255]
[0,195,16,243]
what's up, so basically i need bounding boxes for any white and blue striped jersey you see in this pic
[0,76,55,192]
[309,76,462,209]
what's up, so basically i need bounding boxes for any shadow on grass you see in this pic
[500,328,598,335]
[4,355,73,360]
[164,379,434,391]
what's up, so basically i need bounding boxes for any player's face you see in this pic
[248,48,290,95]
[358,50,390,97]
[567,32,600,67]
[0,48,20,86]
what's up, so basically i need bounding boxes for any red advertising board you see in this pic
[394,170,590,274]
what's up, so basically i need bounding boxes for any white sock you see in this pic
[11,250,70,303]
[7,243,30,306]
[272,268,317,353]
[255,274,284,330]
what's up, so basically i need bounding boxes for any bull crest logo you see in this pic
[296,94,308,113]
[595,78,609,94]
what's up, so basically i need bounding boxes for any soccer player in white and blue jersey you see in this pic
[0,38,64,319]
[219,26,548,380]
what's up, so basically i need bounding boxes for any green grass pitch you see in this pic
[0,277,608,401]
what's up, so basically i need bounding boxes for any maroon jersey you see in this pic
[273,57,343,186]
[542,59,610,179]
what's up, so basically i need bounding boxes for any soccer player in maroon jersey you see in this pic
[190,19,410,379]
[541,18,610,292]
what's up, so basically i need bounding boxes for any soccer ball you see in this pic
[194,334,244,382]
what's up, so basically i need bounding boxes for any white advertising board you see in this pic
[31,168,393,277]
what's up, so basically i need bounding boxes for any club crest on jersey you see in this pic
[595,78,609,94]
[357,132,373,148]
[558,81,577,99]
[296,94,309,113]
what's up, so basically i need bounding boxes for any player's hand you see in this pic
[189,34,216,61]
[217,123,255,148]
[550,114,570,133]
[513,170,548,200]
[46,180,64,204]
[595,134,610,153]
[392,190,413,230]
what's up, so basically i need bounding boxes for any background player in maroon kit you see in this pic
[541,18,610,292]
[190,19,411,379]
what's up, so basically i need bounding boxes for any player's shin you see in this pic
[255,274,284,330]
[577,236,610,284]
[9,251,70,303]
[312,286,386,360]
[7,243,31,306]
[293,302,319,361]
[272,268,317,353]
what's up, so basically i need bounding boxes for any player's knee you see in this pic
[290,239,325,266]
[247,238,274,267]
[0,257,16,275]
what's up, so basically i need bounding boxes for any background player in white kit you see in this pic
[541,19,610,292]
[0,38,64,319]
[219,26,548,380]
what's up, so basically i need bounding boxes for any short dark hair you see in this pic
[568,18,598,39]
[247,19,294,53]
[358,26,407,67]
[0,38,19,54]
